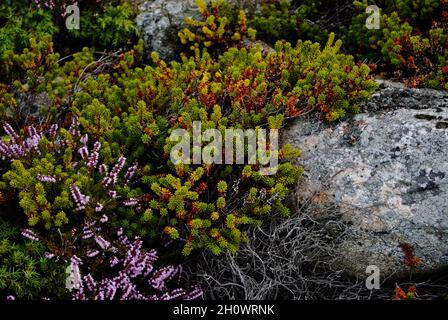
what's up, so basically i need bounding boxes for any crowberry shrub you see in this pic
[178,0,257,57]
[246,0,342,45]
[343,0,448,88]
[1,22,376,257]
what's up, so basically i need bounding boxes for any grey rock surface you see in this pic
[284,84,448,279]
[136,0,200,61]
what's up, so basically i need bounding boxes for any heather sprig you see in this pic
[61,220,202,300]
[2,121,142,230]
[0,123,44,161]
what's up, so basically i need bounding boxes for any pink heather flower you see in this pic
[70,185,90,211]
[78,146,89,161]
[21,229,39,241]
[93,141,101,152]
[68,255,83,292]
[103,280,117,300]
[103,176,113,187]
[9,144,25,158]
[87,151,99,169]
[110,256,120,267]
[123,199,138,207]
[99,164,108,175]
[103,157,126,187]
[100,214,108,223]
[45,252,55,259]
[34,0,58,9]
[86,250,100,258]
[73,289,86,300]
[95,236,111,250]
[95,203,104,213]
[37,174,57,183]
[49,124,58,137]
[0,141,9,160]
[121,282,135,300]
[84,274,97,292]
[3,122,19,142]
[160,288,189,300]
[28,125,37,137]
[108,190,117,199]
[71,255,82,266]
[83,228,94,240]
[69,118,81,137]
[71,234,202,300]
[24,133,42,153]
[186,287,203,300]
[82,220,97,239]
[0,123,47,160]
[151,266,179,291]
[124,163,138,185]
[6,295,15,301]
[80,134,89,145]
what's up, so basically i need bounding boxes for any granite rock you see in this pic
[284,84,448,279]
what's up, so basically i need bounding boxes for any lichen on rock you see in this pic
[284,82,448,279]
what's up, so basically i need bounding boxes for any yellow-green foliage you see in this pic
[0,0,445,300]
[179,0,256,56]
[235,0,448,89]
[1,29,376,256]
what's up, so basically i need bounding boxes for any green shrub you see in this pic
[2,128,141,231]
[343,0,448,89]
[247,0,333,45]
[0,36,99,123]
[67,2,138,49]
[230,0,448,89]
[0,219,67,299]
[1,29,376,256]
[178,0,257,56]
[370,0,441,24]
[0,0,383,299]
[0,1,138,74]
[0,6,58,75]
